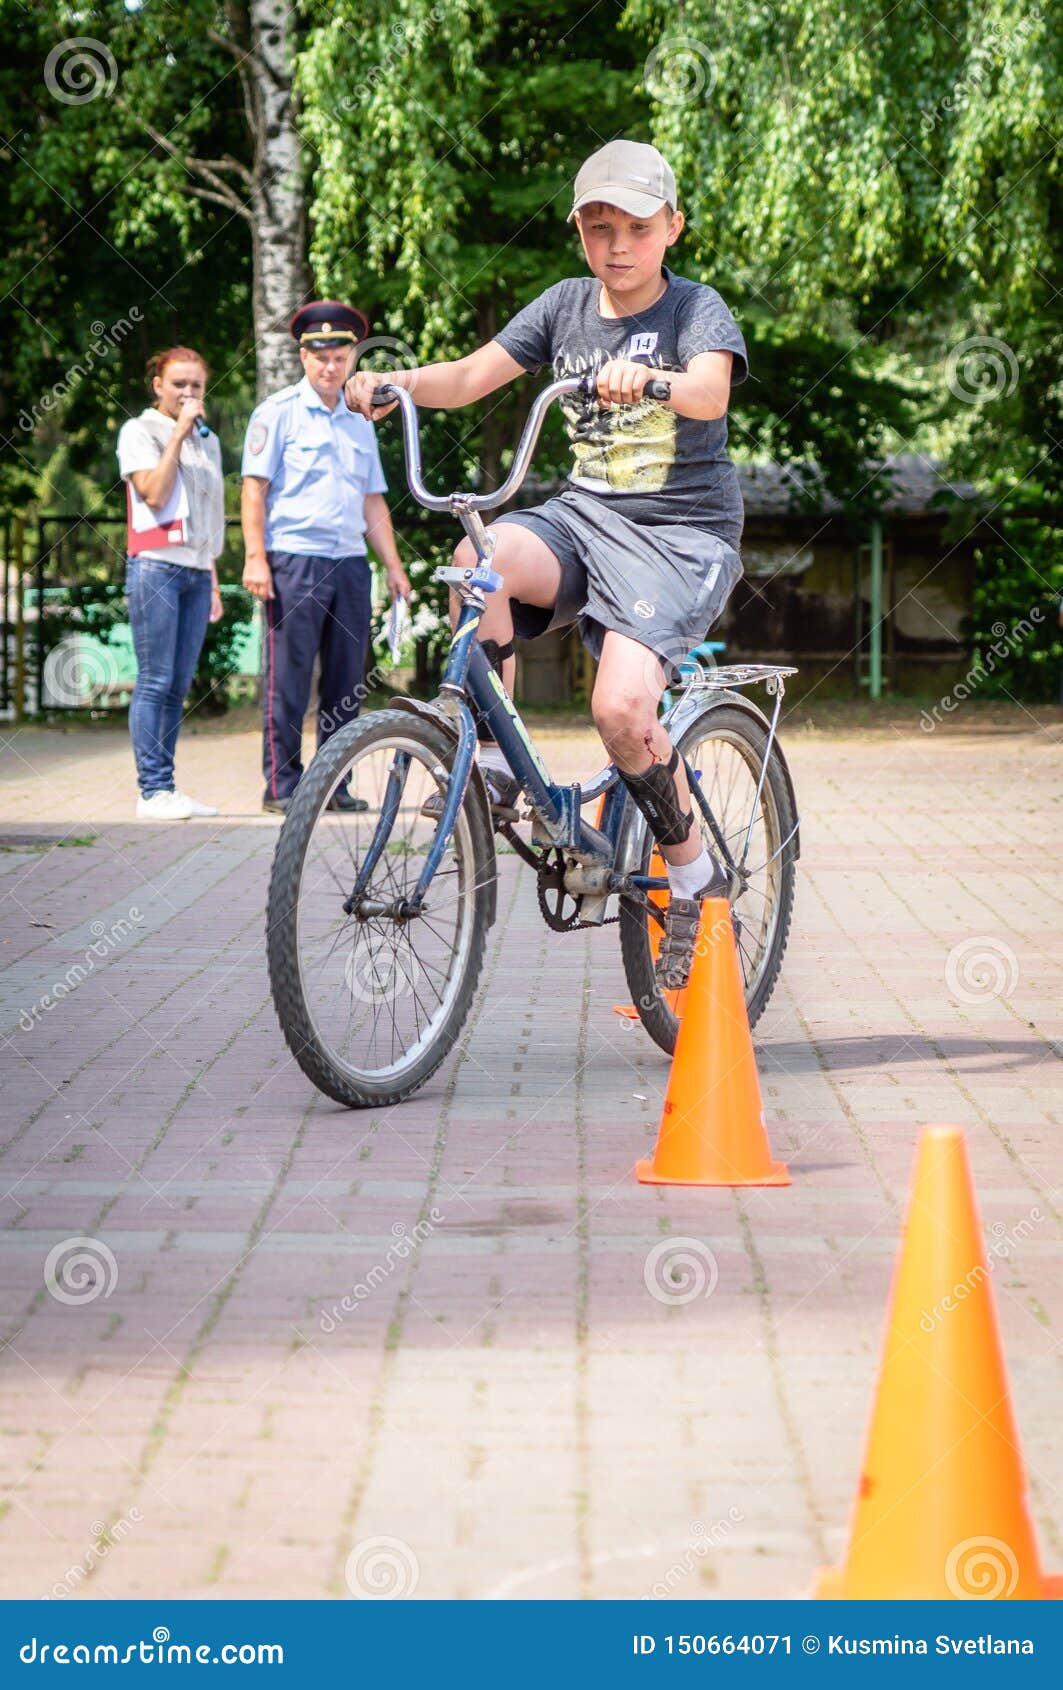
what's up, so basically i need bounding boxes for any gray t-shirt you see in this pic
[494,267,749,543]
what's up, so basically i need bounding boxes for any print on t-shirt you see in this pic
[556,347,678,495]
[494,267,750,542]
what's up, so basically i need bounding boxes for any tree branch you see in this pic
[235,62,261,166]
[193,155,255,189]
[132,112,251,217]
[206,26,266,81]
[186,185,254,220]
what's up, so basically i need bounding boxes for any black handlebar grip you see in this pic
[370,383,398,405]
[577,371,671,402]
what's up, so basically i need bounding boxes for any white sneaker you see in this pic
[136,789,194,821]
[173,788,218,817]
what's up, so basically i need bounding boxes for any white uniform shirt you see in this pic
[241,375,388,560]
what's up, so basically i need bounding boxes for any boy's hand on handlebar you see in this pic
[594,359,661,407]
[345,369,400,420]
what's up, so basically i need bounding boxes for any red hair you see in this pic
[146,346,209,394]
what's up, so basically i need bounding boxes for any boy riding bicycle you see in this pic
[347,140,749,991]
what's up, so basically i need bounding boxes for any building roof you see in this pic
[738,452,980,519]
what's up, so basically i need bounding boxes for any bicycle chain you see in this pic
[534,846,654,934]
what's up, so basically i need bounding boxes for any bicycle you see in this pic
[266,374,800,1107]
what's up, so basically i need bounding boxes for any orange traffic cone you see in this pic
[613,848,686,1022]
[817,1125,1062,1599]
[636,897,789,1187]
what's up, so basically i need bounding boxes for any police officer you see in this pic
[241,300,411,813]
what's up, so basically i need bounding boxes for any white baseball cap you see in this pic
[568,140,678,222]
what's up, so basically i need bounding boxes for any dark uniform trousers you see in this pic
[263,550,372,800]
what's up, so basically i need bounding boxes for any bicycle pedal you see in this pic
[578,893,611,926]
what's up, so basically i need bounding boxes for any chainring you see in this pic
[536,848,585,932]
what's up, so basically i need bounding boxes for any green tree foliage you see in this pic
[0,0,265,511]
[299,0,653,626]
[4,1,1061,697]
[623,0,1062,675]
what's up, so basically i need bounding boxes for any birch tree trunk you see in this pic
[137,3,310,398]
[244,0,309,399]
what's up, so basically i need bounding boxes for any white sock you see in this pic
[478,743,512,778]
[667,847,716,902]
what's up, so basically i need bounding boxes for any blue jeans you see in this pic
[126,557,212,797]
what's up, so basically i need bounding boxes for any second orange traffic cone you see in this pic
[636,897,789,1187]
[817,1125,1062,1599]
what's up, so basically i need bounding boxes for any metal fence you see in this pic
[1,510,248,718]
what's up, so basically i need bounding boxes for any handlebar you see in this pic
[369,371,672,514]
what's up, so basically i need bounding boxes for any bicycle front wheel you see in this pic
[619,702,797,1055]
[267,709,496,1107]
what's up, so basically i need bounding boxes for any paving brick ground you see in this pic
[1,702,1061,1600]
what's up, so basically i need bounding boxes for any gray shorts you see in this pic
[493,486,742,684]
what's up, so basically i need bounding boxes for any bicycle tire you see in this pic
[618,703,797,1055]
[267,709,496,1107]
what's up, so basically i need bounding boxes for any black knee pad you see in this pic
[474,638,515,743]
[619,745,695,848]
[479,638,514,676]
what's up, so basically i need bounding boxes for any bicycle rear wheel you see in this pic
[619,702,797,1055]
[267,709,496,1107]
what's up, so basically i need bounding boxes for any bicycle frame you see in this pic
[386,604,765,920]
[393,564,629,920]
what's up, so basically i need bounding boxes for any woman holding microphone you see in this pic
[116,346,224,819]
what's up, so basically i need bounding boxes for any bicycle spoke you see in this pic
[280,726,489,1090]
[638,711,792,1030]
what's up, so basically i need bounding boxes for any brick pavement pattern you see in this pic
[1,707,1061,1599]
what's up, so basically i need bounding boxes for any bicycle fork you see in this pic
[344,506,503,924]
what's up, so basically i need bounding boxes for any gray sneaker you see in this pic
[654,868,731,992]
[422,767,523,822]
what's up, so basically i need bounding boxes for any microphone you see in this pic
[196,417,211,438]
